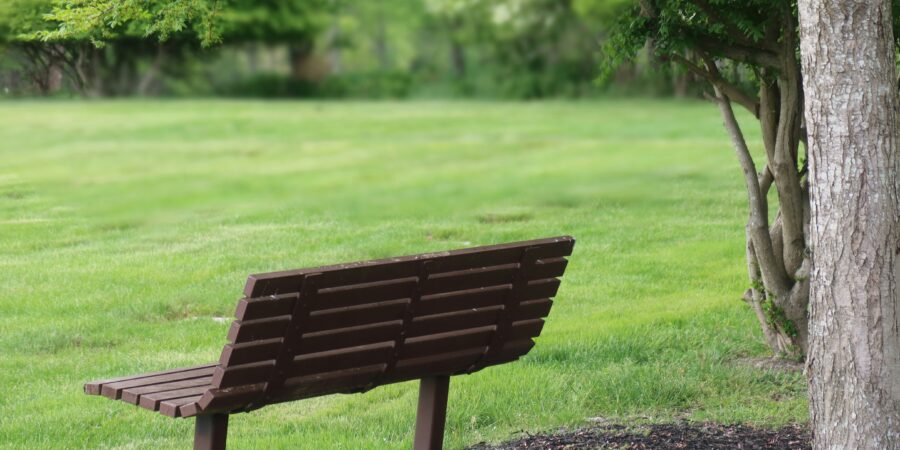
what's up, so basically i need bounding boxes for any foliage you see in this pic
[34,0,221,45]
[0,0,57,44]
[33,0,331,47]
[216,0,330,44]
[601,0,899,82]
[426,0,607,97]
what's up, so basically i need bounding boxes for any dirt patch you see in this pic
[467,422,810,450]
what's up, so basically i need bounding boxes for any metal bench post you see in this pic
[413,376,450,450]
[194,414,228,450]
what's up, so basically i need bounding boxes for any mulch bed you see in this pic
[467,422,811,450]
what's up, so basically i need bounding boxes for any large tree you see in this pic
[798,0,900,448]
[604,0,900,358]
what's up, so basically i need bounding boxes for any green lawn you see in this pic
[0,100,806,449]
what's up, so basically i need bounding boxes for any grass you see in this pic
[0,99,807,449]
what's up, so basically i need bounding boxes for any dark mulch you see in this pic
[467,422,811,450]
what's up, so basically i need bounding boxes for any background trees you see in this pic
[2,0,678,98]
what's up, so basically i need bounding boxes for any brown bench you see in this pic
[85,236,575,450]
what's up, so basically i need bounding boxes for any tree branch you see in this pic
[638,0,657,18]
[713,86,791,295]
[770,55,806,276]
[670,53,760,117]
[696,39,781,69]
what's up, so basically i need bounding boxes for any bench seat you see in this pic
[85,363,217,418]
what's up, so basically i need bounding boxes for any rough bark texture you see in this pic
[798,0,900,448]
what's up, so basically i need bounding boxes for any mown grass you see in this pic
[0,99,806,449]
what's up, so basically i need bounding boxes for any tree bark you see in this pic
[798,0,900,448]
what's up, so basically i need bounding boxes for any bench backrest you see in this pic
[197,236,575,414]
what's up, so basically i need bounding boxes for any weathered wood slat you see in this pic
[233,293,298,322]
[415,278,559,316]
[220,281,559,367]
[121,376,213,405]
[475,339,536,370]
[300,321,403,354]
[228,299,411,344]
[214,342,395,388]
[512,298,553,321]
[220,321,405,367]
[84,364,217,396]
[400,327,495,360]
[214,319,541,391]
[139,386,211,411]
[507,319,545,340]
[226,316,290,344]
[527,257,569,280]
[420,264,517,294]
[244,236,574,296]
[100,366,217,400]
[235,258,566,321]
[199,365,387,413]
[407,306,503,338]
[306,299,410,333]
[227,278,557,348]
[388,347,487,381]
[159,395,202,418]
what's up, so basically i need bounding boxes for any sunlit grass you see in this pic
[0,99,806,449]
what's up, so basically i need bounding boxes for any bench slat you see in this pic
[220,321,404,366]
[84,363,217,396]
[160,395,203,418]
[244,236,573,297]
[213,320,539,389]
[201,336,542,414]
[199,365,387,413]
[235,258,566,321]
[139,385,211,411]
[408,306,503,338]
[219,282,558,371]
[121,376,213,405]
[99,366,217,400]
[400,327,495,360]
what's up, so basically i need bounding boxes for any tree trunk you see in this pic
[136,44,167,96]
[288,40,315,81]
[450,37,466,79]
[798,0,900,448]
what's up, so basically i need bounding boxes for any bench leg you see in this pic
[413,376,450,450]
[194,414,228,450]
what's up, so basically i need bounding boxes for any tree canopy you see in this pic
[598,0,898,358]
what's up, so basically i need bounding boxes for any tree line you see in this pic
[0,0,700,98]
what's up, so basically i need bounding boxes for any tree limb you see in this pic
[770,36,806,276]
[671,53,760,117]
[696,39,781,69]
[638,0,657,18]
[713,86,791,295]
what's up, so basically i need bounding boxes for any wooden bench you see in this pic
[85,236,575,450]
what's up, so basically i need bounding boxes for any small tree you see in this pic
[603,0,900,358]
